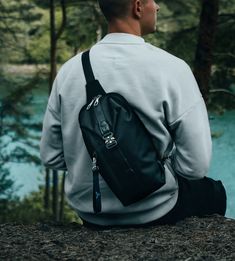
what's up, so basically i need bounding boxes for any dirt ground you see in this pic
[0,215,235,261]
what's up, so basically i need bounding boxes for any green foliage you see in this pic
[64,3,105,54]
[155,0,201,65]
[0,185,82,224]
[0,73,42,220]
[1,0,235,82]
[27,34,51,63]
[0,0,43,63]
[3,189,50,223]
[207,1,235,110]
[25,7,72,64]
[0,0,106,64]
[156,0,235,109]
[212,1,235,86]
[0,165,19,223]
[0,74,41,162]
[0,169,15,199]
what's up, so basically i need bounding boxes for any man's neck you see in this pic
[108,19,142,37]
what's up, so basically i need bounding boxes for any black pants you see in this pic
[82,175,227,228]
[149,175,227,225]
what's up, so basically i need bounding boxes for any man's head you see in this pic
[98,0,160,36]
[98,0,132,22]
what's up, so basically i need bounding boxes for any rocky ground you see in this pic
[0,215,235,261]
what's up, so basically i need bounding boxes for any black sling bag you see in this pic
[79,50,165,213]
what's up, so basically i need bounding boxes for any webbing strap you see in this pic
[81,50,106,104]
[93,169,101,213]
[81,50,95,82]
[81,50,105,213]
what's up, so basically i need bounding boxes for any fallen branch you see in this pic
[209,89,235,98]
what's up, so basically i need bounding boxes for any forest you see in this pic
[0,0,235,223]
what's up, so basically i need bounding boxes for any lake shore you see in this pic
[1,215,234,260]
[3,64,50,75]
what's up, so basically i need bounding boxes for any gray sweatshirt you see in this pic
[40,33,212,226]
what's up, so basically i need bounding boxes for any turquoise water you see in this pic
[208,111,235,219]
[4,90,235,219]
[6,91,46,197]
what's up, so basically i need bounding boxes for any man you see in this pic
[40,0,226,227]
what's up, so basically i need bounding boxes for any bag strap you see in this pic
[82,50,95,82]
[81,50,106,104]
[82,50,103,213]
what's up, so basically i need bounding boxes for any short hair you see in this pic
[97,0,132,22]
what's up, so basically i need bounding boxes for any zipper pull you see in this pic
[86,95,102,110]
[86,97,96,110]
[94,95,102,106]
[92,156,99,172]
[91,153,101,213]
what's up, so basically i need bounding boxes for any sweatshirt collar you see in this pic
[97,33,145,45]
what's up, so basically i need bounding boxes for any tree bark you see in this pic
[52,170,59,222]
[46,0,67,222]
[193,0,219,103]
[59,172,66,221]
[49,0,66,92]
[49,0,57,93]
[44,168,50,209]
[56,0,67,41]
[43,0,57,218]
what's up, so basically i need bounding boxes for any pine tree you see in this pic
[0,0,43,64]
[0,72,41,222]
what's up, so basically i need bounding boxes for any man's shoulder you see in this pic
[145,42,188,68]
[54,52,84,87]
[51,52,85,94]
[59,53,83,75]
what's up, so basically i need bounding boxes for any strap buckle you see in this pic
[103,132,118,149]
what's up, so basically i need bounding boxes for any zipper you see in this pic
[86,98,96,110]
[87,94,118,149]
[117,147,135,174]
[92,154,99,172]
[86,95,102,110]
[94,95,102,106]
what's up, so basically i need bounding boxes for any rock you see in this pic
[0,215,234,260]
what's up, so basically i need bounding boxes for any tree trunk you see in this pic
[74,46,79,56]
[49,0,57,93]
[59,172,66,221]
[44,168,50,209]
[49,0,66,91]
[45,0,67,222]
[43,0,57,218]
[52,170,59,222]
[193,0,219,103]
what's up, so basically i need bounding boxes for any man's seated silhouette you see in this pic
[40,0,226,227]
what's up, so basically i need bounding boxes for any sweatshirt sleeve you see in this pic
[164,59,212,180]
[40,76,67,171]
[169,99,212,180]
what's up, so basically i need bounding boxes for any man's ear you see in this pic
[132,0,143,19]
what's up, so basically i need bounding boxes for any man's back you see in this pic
[40,33,212,226]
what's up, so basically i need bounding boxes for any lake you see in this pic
[3,85,235,219]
